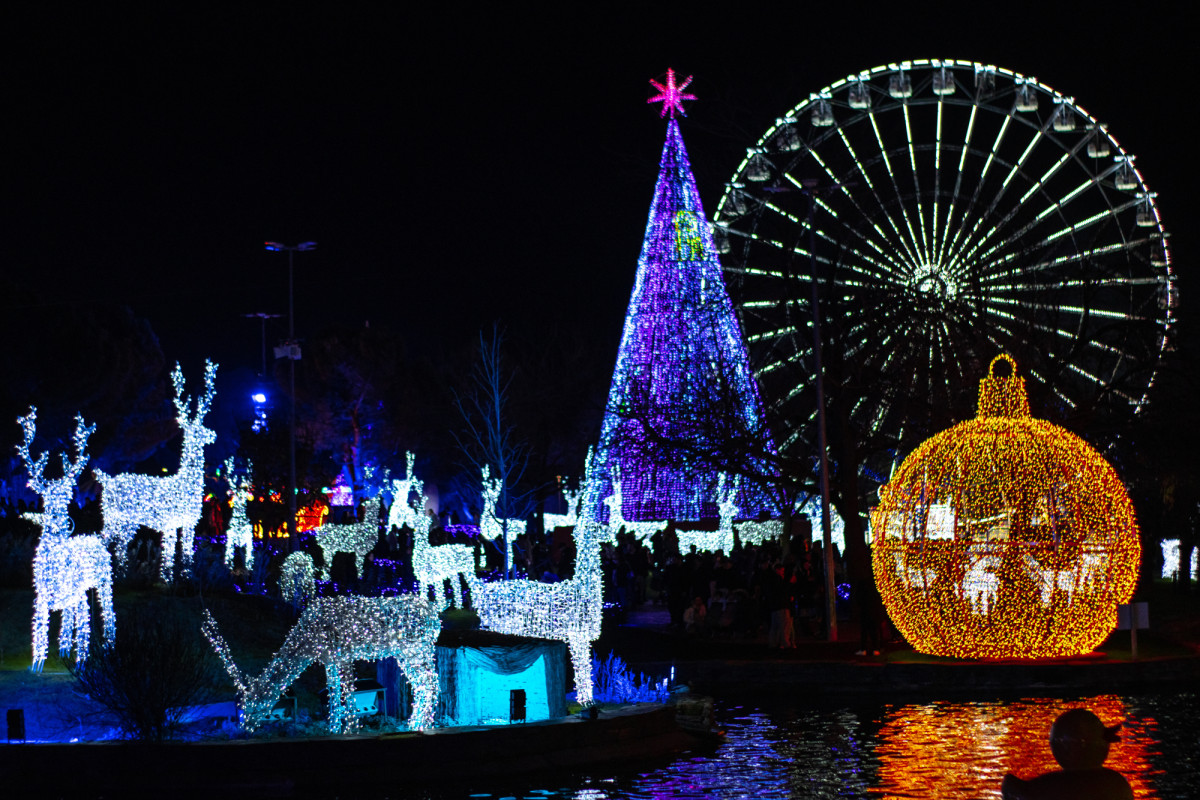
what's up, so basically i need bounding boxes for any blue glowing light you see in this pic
[251,392,267,404]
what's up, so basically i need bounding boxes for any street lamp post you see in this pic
[265,241,316,550]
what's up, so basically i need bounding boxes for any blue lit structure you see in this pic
[594,82,776,523]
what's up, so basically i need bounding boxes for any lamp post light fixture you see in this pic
[264,241,316,549]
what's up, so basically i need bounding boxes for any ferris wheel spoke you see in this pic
[866,113,928,264]
[961,150,1075,267]
[930,98,950,268]
[799,143,921,273]
[941,105,979,268]
[821,140,915,270]
[949,122,1052,268]
[902,105,932,261]
[808,186,919,282]
[942,114,1013,263]
[976,238,1146,286]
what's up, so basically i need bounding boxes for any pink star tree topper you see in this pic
[648,68,696,118]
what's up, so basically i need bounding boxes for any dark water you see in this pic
[408,692,1198,800]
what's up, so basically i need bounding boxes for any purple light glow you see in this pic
[594,114,776,523]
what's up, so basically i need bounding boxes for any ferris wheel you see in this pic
[714,59,1176,477]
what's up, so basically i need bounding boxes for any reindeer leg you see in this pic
[98,571,115,645]
[58,603,75,659]
[32,595,49,671]
[180,525,196,577]
[158,528,177,582]
[74,597,91,658]
[567,631,594,705]
[401,652,438,731]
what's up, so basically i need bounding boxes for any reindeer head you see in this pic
[387,452,425,532]
[172,360,218,452]
[16,407,96,533]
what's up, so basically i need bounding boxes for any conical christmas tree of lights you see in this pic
[594,70,776,523]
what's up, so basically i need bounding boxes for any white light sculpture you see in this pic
[17,408,115,670]
[391,452,477,610]
[280,551,316,608]
[95,360,218,580]
[734,519,783,546]
[311,496,381,580]
[543,483,582,531]
[602,464,668,542]
[676,473,738,554]
[479,464,526,571]
[962,548,1002,615]
[475,448,613,704]
[1160,539,1199,581]
[203,594,441,734]
[223,457,254,572]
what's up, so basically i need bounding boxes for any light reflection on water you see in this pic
[422,692,1197,800]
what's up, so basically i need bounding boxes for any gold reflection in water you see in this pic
[871,695,1161,799]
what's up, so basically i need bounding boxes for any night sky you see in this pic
[7,7,1194,386]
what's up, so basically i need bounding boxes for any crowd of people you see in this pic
[599,528,849,646]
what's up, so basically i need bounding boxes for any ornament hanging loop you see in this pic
[977,353,1031,418]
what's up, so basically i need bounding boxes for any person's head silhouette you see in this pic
[1049,708,1122,770]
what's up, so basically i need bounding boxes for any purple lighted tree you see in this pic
[593,72,776,523]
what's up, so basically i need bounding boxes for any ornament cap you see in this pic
[977,354,1031,418]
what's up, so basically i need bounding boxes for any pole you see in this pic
[288,248,298,552]
[803,184,838,642]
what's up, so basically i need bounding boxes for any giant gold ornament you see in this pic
[871,354,1140,658]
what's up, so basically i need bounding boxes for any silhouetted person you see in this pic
[1001,708,1133,800]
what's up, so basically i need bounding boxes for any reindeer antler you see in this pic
[16,407,49,494]
[170,359,219,422]
[60,413,96,484]
[196,360,218,420]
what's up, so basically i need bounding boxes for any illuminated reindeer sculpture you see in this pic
[203,595,441,733]
[543,483,582,531]
[474,449,612,703]
[479,464,526,574]
[95,360,217,580]
[388,452,477,610]
[223,457,254,572]
[17,408,114,670]
[601,463,668,543]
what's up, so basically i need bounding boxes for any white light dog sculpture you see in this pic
[95,360,217,580]
[311,496,382,580]
[474,449,612,704]
[203,595,441,733]
[389,452,477,610]
[18,408,115,670]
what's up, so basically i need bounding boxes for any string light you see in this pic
[602,464,668,542]
[543,483,582,531]
[279,551,316,608]
[391,452,477,609]
[677,473,738,554]
[870,354,1140,659]
[475,448,612,704]
[734,520,783,546]
[223,457,255,572]
[311,496,381,580]
[592,109,775,523]
[17,408,115,670]
[1160,539,1199,581]
[479,465,526,570]
[95,360,218,580]
[203,595,441,733]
